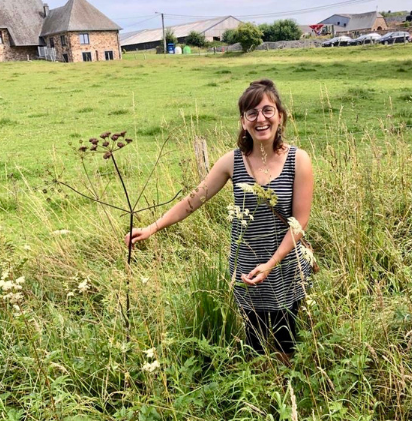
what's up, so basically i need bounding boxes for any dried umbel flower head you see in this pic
[111,134,119,141]
[125,138,133,144]
[100,131,111,139]
[117,142,125,148]
[78,146,87,152]
[89,138,99,145]
[102,141,110,147]
[120,131,127,137]
[103,151,112,160]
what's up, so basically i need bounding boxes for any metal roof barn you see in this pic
[121,16,242,51]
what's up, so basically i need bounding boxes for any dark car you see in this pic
[378,31,410,45]
[349,33,382,46]
[322,36,352,47]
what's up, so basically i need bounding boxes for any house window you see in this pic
[79,33,90,45]
[61,35,67,46]
[82,52,92,61]
[62,53,69,62]
[105,50,114,60]
[0,32,3,44]
[49,37,55,48]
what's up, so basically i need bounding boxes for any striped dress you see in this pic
[229,147,311,312]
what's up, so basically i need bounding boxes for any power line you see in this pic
[113,0,375,22]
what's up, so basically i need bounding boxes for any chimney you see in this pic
[43,3,49,17]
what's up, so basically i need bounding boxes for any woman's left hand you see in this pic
[241,262,275,285]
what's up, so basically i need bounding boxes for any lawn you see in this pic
[0,44,411,420]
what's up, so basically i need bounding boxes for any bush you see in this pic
[259,19,302,42]
[235,23,263,52]
[185,31,207,47]
[222,28,238,45]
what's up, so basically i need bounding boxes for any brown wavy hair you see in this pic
[237,79,287,155]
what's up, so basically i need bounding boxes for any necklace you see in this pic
[258,143,271,178]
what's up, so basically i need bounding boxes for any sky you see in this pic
[45,0,409,32]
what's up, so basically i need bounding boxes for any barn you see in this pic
[120,16,242,51]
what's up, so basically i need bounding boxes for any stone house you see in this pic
[0,0,121,63]
[319,11,388,35]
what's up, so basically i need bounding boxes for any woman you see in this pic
[125,79,313,362]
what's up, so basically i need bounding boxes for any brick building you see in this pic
[0,0,121,63]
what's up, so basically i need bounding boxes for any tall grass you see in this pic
[1,49,412,419]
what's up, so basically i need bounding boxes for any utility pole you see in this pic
[161,13,166,54]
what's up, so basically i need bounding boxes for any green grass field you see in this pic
[0,44,412,420]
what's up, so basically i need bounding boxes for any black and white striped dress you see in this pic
[230,147,311,312]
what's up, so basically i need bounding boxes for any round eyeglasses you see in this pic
[244,105,276,122]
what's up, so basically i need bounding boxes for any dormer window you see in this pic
[79,33,90,45]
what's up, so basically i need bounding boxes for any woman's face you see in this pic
[241,94,281,146]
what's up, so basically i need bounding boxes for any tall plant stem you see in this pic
[110,154,133,343]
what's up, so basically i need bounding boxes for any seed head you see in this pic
[120,131,127,137]
[89,138,99,145]
[111,134,119,141]
[78,146,88,152]
[90,145,98,151]
[102,141,110,147]
[117,142,125,148]
[125,138,133,144]
[100,132,111,139]
[103,151,112,160]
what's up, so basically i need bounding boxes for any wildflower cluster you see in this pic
[0,270,25,315]
[78,130,133,159]
[142,347,160,373]
[299,243,316,266]
[236,183,278,207]
[66,276,91,297]
[287,217,305,236]
[227,204,254,226]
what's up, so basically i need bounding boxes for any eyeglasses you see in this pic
[244,105,276,122]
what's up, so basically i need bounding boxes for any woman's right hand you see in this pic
[125,226,153,246]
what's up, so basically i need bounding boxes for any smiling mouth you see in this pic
[255,125,270,132]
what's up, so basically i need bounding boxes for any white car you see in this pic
[349,33,381,45]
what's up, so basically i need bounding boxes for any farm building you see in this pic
[120,16,242,51]
[0,0,121,63]
[318,11,388,34]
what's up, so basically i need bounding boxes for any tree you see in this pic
[258,23,276,42]
[185,31,207,47]
[270,19,302,41]
[222,28,238,45]
[164,28,177,45]
[235,23,263,52]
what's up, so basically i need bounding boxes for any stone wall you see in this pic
[66,31,120,63]
[0,29,38,62]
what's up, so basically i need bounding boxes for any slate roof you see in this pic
[0,0,45,46]
[121,16,240,46]
[320,11,385,32]
[41,0,121,36]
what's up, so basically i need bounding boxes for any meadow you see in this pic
[0,44,412,420]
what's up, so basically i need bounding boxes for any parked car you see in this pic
[378,31,410,45]
[322,36,352,47]
[349,33,382,46]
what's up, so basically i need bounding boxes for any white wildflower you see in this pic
[241,220,248,227]
[15,276,25,285]
[141,277,149,284]
[1,270,9,281]
[236,183,255,194]
[299,243,315,267]
[0,281,14,291]
[142,360,160,372]
[288,217,305,236]
[52,229,71,235]
[78,278,90,293]
[143,347,156,359]
[67,291,75,298]
[23,244,31,251]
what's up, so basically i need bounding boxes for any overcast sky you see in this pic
[45,0,409,32]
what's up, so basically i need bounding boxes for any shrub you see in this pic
[235,23,263,52]
[185,31,207,47]
[259,19,302,42]
[222,28,238,45]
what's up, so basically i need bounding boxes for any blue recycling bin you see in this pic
[167,43,175,54]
